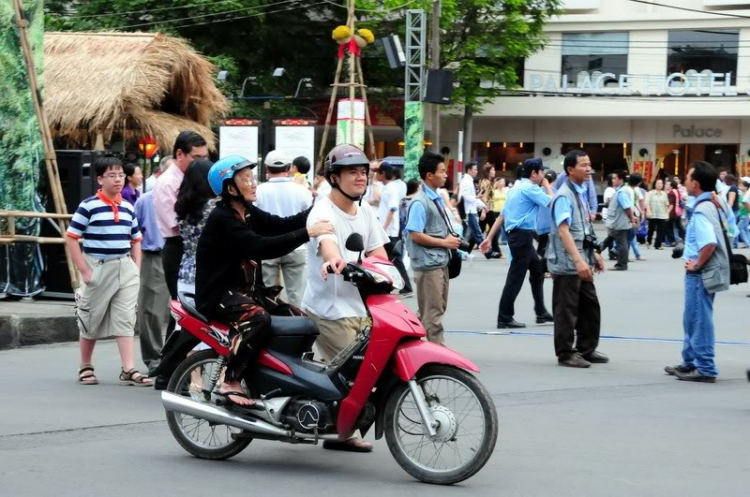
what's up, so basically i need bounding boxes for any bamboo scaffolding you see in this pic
[315,0,376,169]
[12,0,79,289]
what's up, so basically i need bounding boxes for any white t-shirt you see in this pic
[255,177,313,217]
[255,177,313,252]
[301,196,389,320]
[459,174,479,213]
[316,180,332,198]
[378,181,402,237]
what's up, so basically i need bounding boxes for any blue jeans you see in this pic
[628,228,641,259]
[682,273,718,377]
[465,213,485,247]
[735,215,749,247]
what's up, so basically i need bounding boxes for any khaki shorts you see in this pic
[76,254,140,340]
[309,313,366,363]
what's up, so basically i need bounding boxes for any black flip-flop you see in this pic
[322,439,373,453]
[214,390,256,408]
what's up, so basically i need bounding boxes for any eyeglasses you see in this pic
[102,174,126,180]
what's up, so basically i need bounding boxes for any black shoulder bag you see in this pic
[698,199,748,285]
[431,198,463,279]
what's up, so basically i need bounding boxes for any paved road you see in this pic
[1,246,749,496]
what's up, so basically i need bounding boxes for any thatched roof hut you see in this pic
[45,31,229,151]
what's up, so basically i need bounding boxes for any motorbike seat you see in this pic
[177,292,209,323]
[269,316,319,337]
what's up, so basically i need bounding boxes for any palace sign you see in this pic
[528,72,740,97]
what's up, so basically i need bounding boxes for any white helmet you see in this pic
[264,150,290,168]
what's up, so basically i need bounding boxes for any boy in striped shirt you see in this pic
[65,156,152,386]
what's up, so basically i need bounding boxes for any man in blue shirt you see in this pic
[133,190,169,375]
[554,167,598,220]
[548,150,607,368]
[486,158,554,329]
[600,170,637,270]
[666,162,730,383]
[404,153,461,344]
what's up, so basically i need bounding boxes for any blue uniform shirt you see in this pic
[133,191,164,252]
[554,171,598,214]
[552,181,591,228]
[684,192,718,261]
[614,185,633,210]
[502,179,553,232]
[405,184,444,234]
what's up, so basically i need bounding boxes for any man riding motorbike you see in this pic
[195,155,334,406]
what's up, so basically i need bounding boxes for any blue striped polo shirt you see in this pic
[66,191,142,259]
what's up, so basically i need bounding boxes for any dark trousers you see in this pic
[161,236,184,339]
[497,230,548,323]
[666,217,685,244]
[465,213,484,253]
[552,275,601,360]
[537,233,549,274]
[606,229,629,269]
[647,218,666,248]
[386,236,413,293]
[484,211,502,254]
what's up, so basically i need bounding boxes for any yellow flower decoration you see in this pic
[332,25,352,44]
[357,29,375,44]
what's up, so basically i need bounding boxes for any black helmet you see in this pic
[324,144,370,183]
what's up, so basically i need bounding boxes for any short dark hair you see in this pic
[689,161,718,192]
[628,173,642,187]
[293,156,311,175]
[563,150,587,175]
[94,156,123,177]
[669,179,678,189]
[173,131,207,160]
[268,164,290,174]
[724,173,737,186]
[406,179,420,196]
[519,158,544,179]
[614,170,628,181]
[545,169,557,183]
[316,168,326,177]
[418,152,444,180]
[465,162,478,173]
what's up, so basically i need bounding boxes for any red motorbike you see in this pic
[161,234,498,485]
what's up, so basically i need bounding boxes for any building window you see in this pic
[561,32,628,87]
[667,30,739,85]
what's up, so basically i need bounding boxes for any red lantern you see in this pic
[137,136,158,159]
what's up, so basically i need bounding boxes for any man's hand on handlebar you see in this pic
[322,256,347,280]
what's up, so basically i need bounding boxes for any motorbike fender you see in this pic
[392,340,480,382]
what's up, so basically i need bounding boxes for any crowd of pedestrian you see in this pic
[65,132,745,393]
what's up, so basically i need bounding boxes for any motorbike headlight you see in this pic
[368,262,405,291]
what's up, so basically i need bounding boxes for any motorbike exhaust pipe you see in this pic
[161,391,292,438]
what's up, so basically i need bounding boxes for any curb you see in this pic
[0,314,79,350]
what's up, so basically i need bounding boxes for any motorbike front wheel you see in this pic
[384,365,498,485]
[165,349,252,460]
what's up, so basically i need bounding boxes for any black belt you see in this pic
[508,228,535,234]
[142,249,162,254]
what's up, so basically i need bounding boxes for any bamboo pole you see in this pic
[347,0,356,145]
[0,210,73,220]
[12,0,79,289]
[316,56,345,170]
[356,58,377,160]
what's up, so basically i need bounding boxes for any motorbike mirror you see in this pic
[345,233,365,263]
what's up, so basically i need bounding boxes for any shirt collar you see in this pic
[569,181,585,194]
[97,190,122,205]
[268,177,292,183]
[422,184,441,200]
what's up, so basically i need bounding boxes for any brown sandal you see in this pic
[78,364,98,385]
[119,368,152,387]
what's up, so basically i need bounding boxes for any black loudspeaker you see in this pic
[382,34,405,69]
[424,69,455,105]
[40,150,105,297]
[55,150,103,213]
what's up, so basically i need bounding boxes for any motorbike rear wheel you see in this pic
[165,349,252,460]
[384,365,498,485]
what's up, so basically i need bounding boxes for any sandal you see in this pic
[119,368,152,387]
[215,390,256,407]
[78,364,98,385]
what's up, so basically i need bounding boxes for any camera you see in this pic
[458,240,471,252]
[672,243,684,259]
[582,233,599,252]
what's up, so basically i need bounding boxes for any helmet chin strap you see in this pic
[331,179,367,204]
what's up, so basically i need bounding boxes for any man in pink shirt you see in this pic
[153,131,208,339]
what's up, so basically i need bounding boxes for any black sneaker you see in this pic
[536,312,554,324]
[399,291,414,298]
[497,320,526,329]
[664,364,695,376]
[674,369,716,383]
